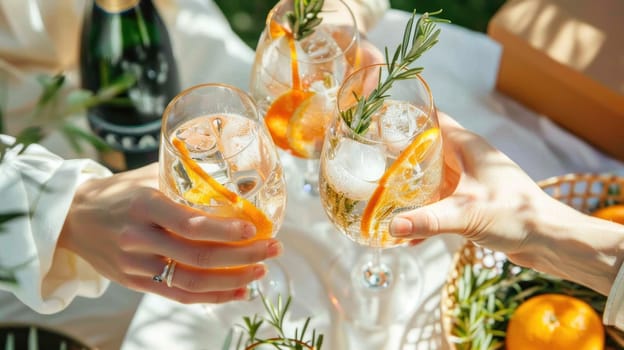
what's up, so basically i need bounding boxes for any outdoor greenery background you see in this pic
[213,0,507,49]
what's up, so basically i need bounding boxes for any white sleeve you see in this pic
[0,135,113,314]
[343,0,390,33]
[604,260,624,330]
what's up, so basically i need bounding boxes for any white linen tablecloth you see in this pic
[120,7,624,350]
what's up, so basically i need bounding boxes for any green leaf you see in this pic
[61,123,111,152]
[36,74,65,107]
[15,127,45,154]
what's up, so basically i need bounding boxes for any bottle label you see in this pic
[87,111,161,171]
[95,0,140,13]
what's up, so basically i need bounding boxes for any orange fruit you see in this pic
[360,127,441,242]
[286,93,331,158]
[592,204,624,224]
[264,90,314,157]
[172,138,273,240]
[506,293,604,350]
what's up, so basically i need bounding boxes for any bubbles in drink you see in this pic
[325,138,386,200]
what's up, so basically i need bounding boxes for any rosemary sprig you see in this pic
[223,293,324,350]
[340,10,449,135]
[285,0,324,41]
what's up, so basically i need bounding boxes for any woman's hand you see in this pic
[390,112,624,295]
[58,163,282,304]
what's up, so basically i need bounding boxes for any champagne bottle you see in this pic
[79,0,180,172]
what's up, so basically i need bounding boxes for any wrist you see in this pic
[520,198,624,295]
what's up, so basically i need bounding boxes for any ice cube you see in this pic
[219,115,260,172]
[175,124,217,159]
[297,28,348,84]
[377,102,425,156]
[299,27,343,61]
[260,35,295,92]
[325,138,386,200]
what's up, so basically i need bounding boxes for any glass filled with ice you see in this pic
[249,0,360,195]
[159,83,287,304]
[318,63,443,328]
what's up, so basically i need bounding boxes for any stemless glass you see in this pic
[159,83,288,302]
[319,64,443,328]
[250,0,360,196]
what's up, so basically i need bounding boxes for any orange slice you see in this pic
[360,127,441,242]
[264,89,314,157]
[172,138,273,240]
[286,93,331,158]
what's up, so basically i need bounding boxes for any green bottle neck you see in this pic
[95,0,142,12]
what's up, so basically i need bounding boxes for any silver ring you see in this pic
[153,259,176,286]
[166,260,176,288]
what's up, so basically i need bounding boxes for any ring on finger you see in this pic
[152,258,176,287]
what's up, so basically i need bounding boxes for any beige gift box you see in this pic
[488,0,624,161]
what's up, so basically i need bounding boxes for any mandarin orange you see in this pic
[506,293,604,350]
[592,204,624,224]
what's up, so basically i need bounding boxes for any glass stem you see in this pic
[302,158,319,195]
[362,247,392,289]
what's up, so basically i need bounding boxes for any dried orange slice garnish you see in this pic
[286,93,331,158]
[506,293,604,350]
[172,138,273,240]
[360,127,440,242]
[264,90,314,157]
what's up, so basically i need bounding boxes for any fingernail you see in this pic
[390,217,412,237]
[253,265,267,279]
[241,222,256,239]
[267,241,283,257]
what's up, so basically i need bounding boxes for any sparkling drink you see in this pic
[318,62,443,328]
[319,100,443,248]
[159,83,289,304]
[250,3,360,160]
[249,0,360,196]
[160,113,286,233]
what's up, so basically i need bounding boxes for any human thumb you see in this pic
[389,196,469,239]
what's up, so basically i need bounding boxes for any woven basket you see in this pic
[440,172,624,349]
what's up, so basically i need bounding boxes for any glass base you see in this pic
[326,245,424,330]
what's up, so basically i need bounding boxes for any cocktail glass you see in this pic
[319,63,443,328]
[250,0,360,196]
[159,83,288,304]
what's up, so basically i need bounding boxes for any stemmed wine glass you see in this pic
[249,0,360,196]
[158,83,288,306]
[318,63,444,328]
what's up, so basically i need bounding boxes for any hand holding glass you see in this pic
[159,83,287,301]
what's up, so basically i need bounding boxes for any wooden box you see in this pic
[487,0,624,161]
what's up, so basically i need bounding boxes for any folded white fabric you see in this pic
[0,135,112,314]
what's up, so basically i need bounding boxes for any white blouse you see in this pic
[0,135,112,314]
[604,260,624,329]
